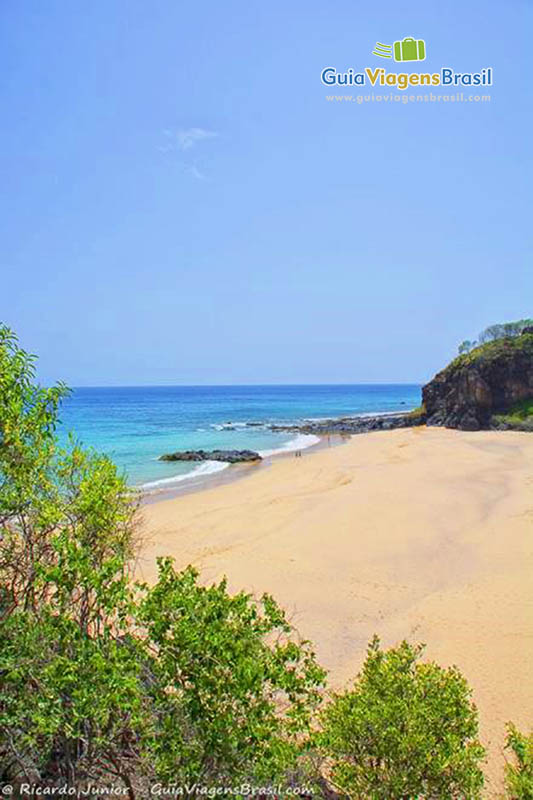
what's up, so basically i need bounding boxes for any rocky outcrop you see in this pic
[268,411,425,436]
[422,332,533,430]
[159,449,262,463]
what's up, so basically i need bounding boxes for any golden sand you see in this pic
[139,427,533,794]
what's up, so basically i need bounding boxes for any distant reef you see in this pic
[268,411,425,436]
[423,329,533,431]
[159,449,262,463]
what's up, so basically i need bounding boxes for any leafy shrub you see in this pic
[492,398,533,431]
[137,558,325,783]
[0,608,146,789]
[0,325,325,792]
[0,325,145,788]
[407,404,426,421]
[500,398,533,421]
[458,339,477,355]
[319,637,485,799]
[505,725,533,800]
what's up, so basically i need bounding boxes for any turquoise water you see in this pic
[58,385,421,488]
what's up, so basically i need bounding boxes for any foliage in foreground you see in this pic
[0,325,324,790]
[1,563,323,789]
[0,324,510,798]
[505,725,533,800]
[137,559,325,783]
[319,637,485,799]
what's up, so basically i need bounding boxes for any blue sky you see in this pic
[1,0,531,385]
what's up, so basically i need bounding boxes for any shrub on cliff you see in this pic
[424,332,533,430]
[478,319,533,344]
[458,318,533,354]
[319,637,485,799]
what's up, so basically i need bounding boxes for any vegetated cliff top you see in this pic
[438,330,533,377]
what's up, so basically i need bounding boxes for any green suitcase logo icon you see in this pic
[393,37,426,62]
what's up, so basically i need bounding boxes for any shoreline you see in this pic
[140,409,417,504]
[141,431,349,505]
[138,426,533,795]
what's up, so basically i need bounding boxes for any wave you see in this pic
[259,433,320,458]
[141,460,229,491]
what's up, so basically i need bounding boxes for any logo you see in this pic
[321,37,492,91]
[373,37,426,62]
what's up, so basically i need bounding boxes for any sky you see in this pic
[1,0,531,386]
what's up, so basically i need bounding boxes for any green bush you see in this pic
[492,398,533,431]
[319,637,485,799]
[137,558,324,783]
[500,398,533,421]
[407,404,426,421]
[458,339,477,355]
[505,725,533,800]
[0,325,325,791]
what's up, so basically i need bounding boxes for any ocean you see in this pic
[58,384,421,489]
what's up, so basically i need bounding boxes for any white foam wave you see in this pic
[259,433,320,458]
[141,460,229,490]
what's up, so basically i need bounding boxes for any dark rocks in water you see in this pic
[159,449,262,463]
[269,411,425,436]
[422,333,533,431]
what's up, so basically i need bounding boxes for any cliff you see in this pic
[422,332,533,430]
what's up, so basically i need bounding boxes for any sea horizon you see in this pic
[64,381,424,389]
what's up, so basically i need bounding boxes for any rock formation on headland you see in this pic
[271,328,533,437]
[159,449,262,463]
[422,330,533,431]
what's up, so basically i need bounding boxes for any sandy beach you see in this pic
[139,426,533,794]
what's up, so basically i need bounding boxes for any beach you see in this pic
[139,426,533,794]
